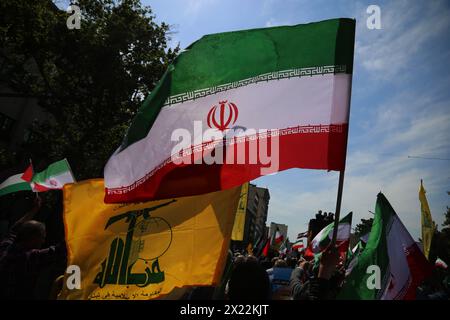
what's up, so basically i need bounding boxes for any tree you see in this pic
[354,218,373,238]
[443,206,450,229]
[0,0,179,178]
[427,207,450,265]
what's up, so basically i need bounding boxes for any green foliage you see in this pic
[443,206,450,229]
[428,207,450,265]
[0,0,179,178]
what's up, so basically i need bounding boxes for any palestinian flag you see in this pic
[310,211,353,257]
[338,193,432,300]
[104,18,355,203]
[30,159,76,192]
[435,257,448,269]
[21,164,34,182]
[0,168,32,196]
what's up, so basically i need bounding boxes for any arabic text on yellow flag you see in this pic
[58,179,240,300]
[419,180,434,260]
[231,182,249,241]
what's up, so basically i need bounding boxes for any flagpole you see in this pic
[331,170,345,245]
[28,158,39,199]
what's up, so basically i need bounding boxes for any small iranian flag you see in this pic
[310,211,353,256]
[338,193,432,300]
[292,239,305,251]
[30,159,76,192]
[104,18,355,203]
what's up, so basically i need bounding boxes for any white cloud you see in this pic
[355,0,450,80]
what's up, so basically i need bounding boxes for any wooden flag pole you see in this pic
[331,170,345,246]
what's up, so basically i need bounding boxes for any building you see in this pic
[231,183,270,251]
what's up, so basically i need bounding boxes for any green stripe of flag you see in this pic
[32,159,72,183]
[0,181,31,196]
[338,194,391,299]
[120,18,355,151]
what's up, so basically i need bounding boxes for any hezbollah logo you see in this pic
[94,200,176,288]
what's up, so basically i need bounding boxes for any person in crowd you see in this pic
[266,258,288,278]
[246,254,258,264]
[233,254,246,267]
[271,256,279,267]
[290,247,341,300]
[227,256,271,300]
[274,259,288,268]
[416,268,450,300]
[259,256,272,270]
[0,196,66,299]
[286,257,298,269]
[268,258,293,300]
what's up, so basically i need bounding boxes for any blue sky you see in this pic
[144,0,450,241]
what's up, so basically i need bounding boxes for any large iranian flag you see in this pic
[338,193,432,300]
[104,19,355,203]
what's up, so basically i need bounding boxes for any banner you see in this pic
[231,182,249,241]
[419,180,434,259]
[59,179,240,300]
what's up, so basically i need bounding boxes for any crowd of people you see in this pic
[0,197,449,300]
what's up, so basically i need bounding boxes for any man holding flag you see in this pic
[0,195,67,299]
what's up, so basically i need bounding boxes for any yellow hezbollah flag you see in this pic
[58,179,240,300]
[231,182,249,241]
[419,180,434,259]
